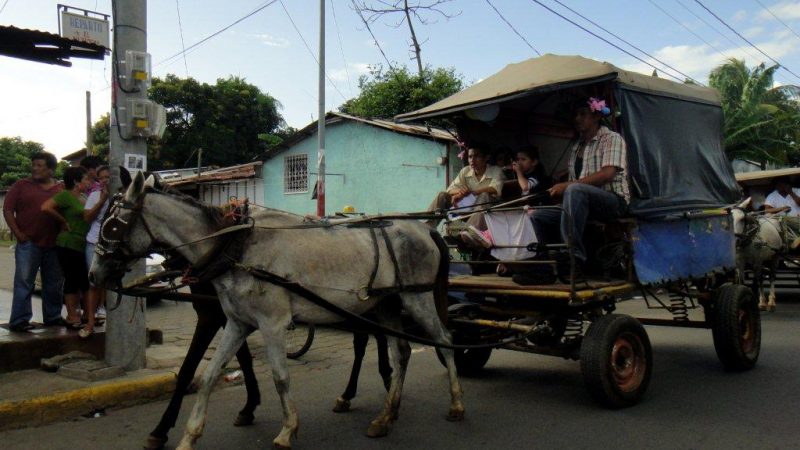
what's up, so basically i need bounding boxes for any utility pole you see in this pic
[85,91,92,156]
[316,0,326,217]
[107,0,147,370]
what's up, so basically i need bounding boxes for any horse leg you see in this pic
[256,317,298,450]
[375,333,393,391]
[768,259,778,312]
[400,292,465,422]
[146,305,222,450]
[367,310,410,438]
[754,267,768,311]
[176,320,251,450]
[233,339,261,426]
[333,332,369,413]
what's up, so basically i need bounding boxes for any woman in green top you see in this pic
[42,166,91,333]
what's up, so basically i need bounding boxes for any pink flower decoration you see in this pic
[588,97,606,112]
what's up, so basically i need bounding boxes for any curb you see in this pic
[0,372,176,431]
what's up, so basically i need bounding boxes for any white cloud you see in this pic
[329,63,371,82]
[757,1,800,20]
[732,10,748,23]
[255,33,290,48]
[744,26,765,39]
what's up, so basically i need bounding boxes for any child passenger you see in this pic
[512,146,550,200]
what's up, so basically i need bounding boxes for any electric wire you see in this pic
[175,0,190,77]
[156,0,278,68]
[647,0,730,61]
[330,0,354,95]
[551,0,701,84]
[485,0,541,56]
[0,0,10,15]
[753,0,800,43]
[528,0,684,83]
[693,0,800,81]
[278,0,348,102]
[351,0,394,70]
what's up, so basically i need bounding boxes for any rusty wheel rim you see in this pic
[611,332,646,393]
[738,308,756,355]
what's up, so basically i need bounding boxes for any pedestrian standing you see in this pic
[41,167,91,331]
[82,166,111,337]
[3,152,65,332]
[80,155,104,194]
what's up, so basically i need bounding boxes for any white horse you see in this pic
[89,172,464,449]
[732,198,783,311]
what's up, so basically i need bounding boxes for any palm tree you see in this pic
[709,58,800,164]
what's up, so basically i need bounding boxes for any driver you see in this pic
[763,177,800,249]
[532,97,630,271]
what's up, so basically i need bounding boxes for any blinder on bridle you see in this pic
[95,193,160,260]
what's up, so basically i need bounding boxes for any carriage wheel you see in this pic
[712,283,760,371]
[286,322,315,359]
[580,314,652,408]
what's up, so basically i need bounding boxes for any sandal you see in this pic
[78,327,94,339]
[66,319,83,329]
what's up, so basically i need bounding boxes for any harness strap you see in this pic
[236,263,524,350]
[379,226,404,292]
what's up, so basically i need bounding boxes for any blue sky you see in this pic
[2,0,800,159]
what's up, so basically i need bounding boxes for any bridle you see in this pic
[95,193,162,262]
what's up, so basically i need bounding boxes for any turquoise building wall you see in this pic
[263,120,458,215]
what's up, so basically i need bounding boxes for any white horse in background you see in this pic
[732,197,783,311]
[89,172,464,450]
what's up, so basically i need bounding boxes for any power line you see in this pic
[550,0,700,84]
[156,0,278,67]
[485,0,541,56]
[352,0,394,70]
[0,0,10,16]
[753,0,800,43]
[693,0,800,81]
[175,0,190,77]
[329,0,353,95]
[278,0,348,102]
[528,0,685,83]
[648,0,729,60]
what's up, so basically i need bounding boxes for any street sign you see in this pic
[60,10,110,48]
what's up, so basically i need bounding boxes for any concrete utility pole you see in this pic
[107,0,147,370]
[86,90,92,156]
[316,0,326,217]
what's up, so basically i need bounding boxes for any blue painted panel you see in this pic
[632,214,735,285]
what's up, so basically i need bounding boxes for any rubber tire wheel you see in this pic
[580,314,652,409]
[712,283,760,371]
[286,323,315,359]
[435,345,492,376]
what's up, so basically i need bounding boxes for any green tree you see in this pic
[339,65,464,119]
[709,58,800,163]
[89,113,110,160]
[0,137,45,189]
[147,74,289,170]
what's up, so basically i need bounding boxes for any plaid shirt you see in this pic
[567,126,630,203]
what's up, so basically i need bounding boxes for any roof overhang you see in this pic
[735,167,800,187]
[0,25,107,67]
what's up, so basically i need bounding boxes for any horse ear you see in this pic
[125,171,146,202]
[119,166,132,189]
[144,174,156,189]
[737,197,752,209]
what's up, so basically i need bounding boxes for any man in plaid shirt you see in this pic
[532,97,630,270]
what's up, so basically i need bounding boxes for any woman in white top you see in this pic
[81,166,111,337]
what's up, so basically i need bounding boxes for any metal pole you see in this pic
[107,0,147,370]
[316,0,326,217]
[85,90,92,156]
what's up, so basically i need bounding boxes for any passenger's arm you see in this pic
[548,166,618,197]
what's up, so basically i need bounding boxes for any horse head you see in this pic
[89,170,160,287]
[731,197,752,237]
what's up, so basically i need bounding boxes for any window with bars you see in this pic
[284,154,308,194]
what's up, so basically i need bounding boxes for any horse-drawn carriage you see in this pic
[89,54,758,449]
[396,54,756,407]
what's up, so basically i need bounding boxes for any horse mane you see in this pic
[145,185,227,228]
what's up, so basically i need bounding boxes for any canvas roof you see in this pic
[396,54,720,122]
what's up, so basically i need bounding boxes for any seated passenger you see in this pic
[763,177,800,248]
[426,145,505,234]
[511,146,550,200]
[532,97,630,272]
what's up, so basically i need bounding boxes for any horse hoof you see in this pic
[272,442,291,450]
[768,305,776,312]
[759,304,767,311]
[234,411,255,427]
[332,397,351,413]
[447,407,465,422]
[366,420,390,438]
[144,434,167,450]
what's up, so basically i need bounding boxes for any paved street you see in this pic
[1,303,799,450]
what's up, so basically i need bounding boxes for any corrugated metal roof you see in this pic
[0,25,107,67]
[165,161,262,187]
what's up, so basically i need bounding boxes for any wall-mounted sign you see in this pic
[59,9,110,48]
[124,153,146,174]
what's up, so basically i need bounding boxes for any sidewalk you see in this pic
[0,245,360,431]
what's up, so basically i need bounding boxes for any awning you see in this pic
[0,25,107,67]
[735,167,800,187]
[396,54,720,122]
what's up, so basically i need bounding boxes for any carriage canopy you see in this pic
[396,54,742,216]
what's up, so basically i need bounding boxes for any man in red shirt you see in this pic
[3,152,65,331]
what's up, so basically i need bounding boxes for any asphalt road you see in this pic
[3,302,799,450]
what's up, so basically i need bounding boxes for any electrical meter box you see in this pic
[120,50,152,91]
[117,99,167,139]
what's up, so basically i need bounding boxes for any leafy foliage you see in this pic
[0,137,68,189]
[339,65,464,119]
[709,58,800,164]
[89,113,110,160]
[147,75,290,170]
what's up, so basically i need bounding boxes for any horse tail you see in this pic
[429,230,450,325]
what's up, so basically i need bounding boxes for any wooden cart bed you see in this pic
[448,274,635,301]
